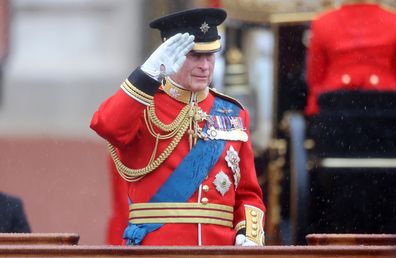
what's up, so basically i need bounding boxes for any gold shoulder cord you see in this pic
[108,102,205,182]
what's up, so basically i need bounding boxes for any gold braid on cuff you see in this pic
[244,205,265,246]
[121,80,154,105]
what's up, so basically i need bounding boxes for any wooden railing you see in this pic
[0,233,395,258]
[0,245,395,258]
[0,233,79,245]
[306,234,396,246]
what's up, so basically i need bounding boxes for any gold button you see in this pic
[251,230,257,237]
[201,197,208,204]
[370,74,379,86]
[252,224,258,230]
[342,74,351,85]
[202,185,209,192]
[252,217,258,223]
[250,210,257,217]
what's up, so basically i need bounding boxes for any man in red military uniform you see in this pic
[305,0,396,116]
[90,8,266,246]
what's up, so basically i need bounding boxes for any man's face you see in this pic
[170,51,215,92]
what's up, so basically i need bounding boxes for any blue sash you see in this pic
[123,96,240,245]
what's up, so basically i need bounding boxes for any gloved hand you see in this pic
[141,33,195,81]
[235,234,258,246]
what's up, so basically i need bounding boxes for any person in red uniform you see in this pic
[305,0,396,116]
[90,8,266,246]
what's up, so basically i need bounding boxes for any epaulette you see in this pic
[209,87,245,110]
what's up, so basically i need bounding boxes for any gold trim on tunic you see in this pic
[129,202,234,228]
[163,79,209,104]
[121,79,154,105]
[245,205,265,245]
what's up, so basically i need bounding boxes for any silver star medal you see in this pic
[200,21,210,34]
[213,170,231,196]
[225,145,241,189]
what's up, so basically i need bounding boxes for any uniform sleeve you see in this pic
[90,68,161,148]
[305,18,328,116]
[233,108,266,245]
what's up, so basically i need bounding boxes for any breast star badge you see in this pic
[225,145,241,189]
[213,170,231,196]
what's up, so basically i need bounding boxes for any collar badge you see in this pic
[169,87,181,99]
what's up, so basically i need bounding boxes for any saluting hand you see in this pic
[141,33,195,81]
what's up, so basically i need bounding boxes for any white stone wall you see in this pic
[0,0,143,138]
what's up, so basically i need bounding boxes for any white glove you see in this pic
[141,33,195,81]
[235,234,258,246]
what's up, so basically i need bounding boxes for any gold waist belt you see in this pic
[129,202,234,228]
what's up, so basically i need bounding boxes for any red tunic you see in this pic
[90,70,266,246]
[305,3,396,115]
[105,155,129,245]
